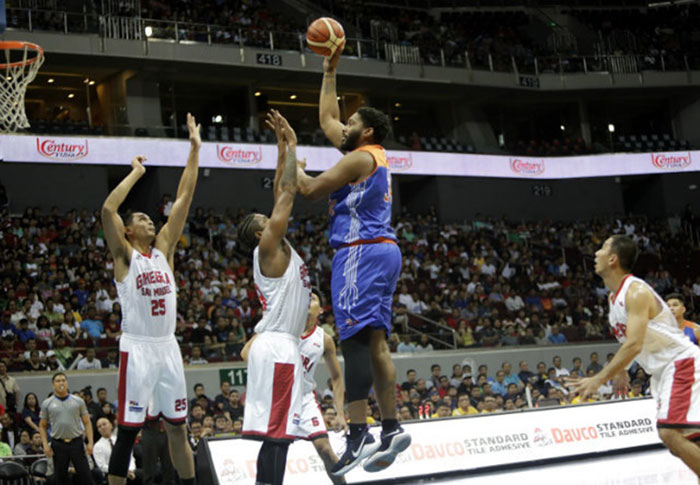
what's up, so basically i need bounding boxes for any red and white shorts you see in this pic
[653,351,700,439]
[117,333,188,427]
[242,332,303,442]
[297,392,328,440]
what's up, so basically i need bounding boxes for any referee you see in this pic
[39,372,95,484]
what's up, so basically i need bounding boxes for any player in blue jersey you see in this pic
[296,44,411,477]
[666,293,700,345]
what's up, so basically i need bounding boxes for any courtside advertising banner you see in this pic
[205,398,661,484]
[0,134,697,179]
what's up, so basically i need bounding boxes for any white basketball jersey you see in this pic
[299,325,325,394]
[608,275,694,376]
[253,243,311,338]
[115,248,177,338]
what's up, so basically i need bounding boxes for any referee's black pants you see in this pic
[51,437,94,485]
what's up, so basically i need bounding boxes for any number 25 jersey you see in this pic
[115,248,177,338]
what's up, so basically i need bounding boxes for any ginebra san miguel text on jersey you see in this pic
[116,248,177,338]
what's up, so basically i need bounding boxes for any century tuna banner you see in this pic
[0,135,697,179]
[204,398,661,484]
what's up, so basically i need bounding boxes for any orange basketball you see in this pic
[306,17,345,57]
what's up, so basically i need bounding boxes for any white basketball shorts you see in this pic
[297,392,328,440]
[242,332,303,442]
[117,333,188,427]
[653,349,700,439]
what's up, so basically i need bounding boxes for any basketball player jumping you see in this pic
[666,293,700,346]
[242,291,348,485]
[295,44,410,476]
[236,110,310,485]
[101,113,201,485]
[568,235,700,479]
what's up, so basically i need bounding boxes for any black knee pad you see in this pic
[108,425,140,477]
[341,328,374,402]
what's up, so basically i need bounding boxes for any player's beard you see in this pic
[340,129,361,152]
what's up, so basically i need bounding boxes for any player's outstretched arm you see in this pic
[264,109,287,201]
[258,112,298,276]
[566,282,651,399]
[297,150,373,201]
[319,43,346,150]
[101,155,146,265]
[323,332,347,432]
[156,113,201,260]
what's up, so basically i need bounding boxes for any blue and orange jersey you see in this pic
[682,320,699,345]
[328,145,396,249]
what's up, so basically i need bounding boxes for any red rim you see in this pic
[0,41,44,69]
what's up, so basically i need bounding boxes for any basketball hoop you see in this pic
[0,41,44,133]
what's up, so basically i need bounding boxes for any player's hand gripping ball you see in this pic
[306,17,345,56]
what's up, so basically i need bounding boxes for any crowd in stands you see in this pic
[0,199,697,371]
[374,352,653,421]
[0,351,659,482]
[140,0,305,48]
[0,197,697,479]
[326,2,700,70]
[512,137,591,157]
[12,0,700,71]
[570,5,700,70]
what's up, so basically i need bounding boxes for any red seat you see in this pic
[74,338,93,349]
[98,338,117,348]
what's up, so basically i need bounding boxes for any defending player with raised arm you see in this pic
[237,110,311,485]
[242,292,348,485]
[296,44,410,477]
[101,113,201,485]
[567,235,700,479]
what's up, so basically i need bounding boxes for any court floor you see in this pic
[422,448,696,485]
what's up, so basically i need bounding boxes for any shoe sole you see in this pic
[330,440,381,477]
[363,433,412,473]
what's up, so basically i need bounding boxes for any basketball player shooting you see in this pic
[295,43,411,476]
[236,110,311,485]
[101,113,201,485]
[567,235,700,479]
[242,292,348,485]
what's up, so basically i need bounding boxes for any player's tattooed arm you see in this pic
[319,46,346,150]
[279,146,298,193]
[265,109,287,201]
[258,112,298,276]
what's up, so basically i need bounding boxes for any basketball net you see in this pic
[0,41,44,133]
